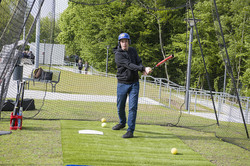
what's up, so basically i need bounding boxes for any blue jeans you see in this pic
[117,82,139,133]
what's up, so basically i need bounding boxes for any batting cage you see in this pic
[0,0,249,154]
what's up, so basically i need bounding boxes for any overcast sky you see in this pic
[32,0,69,18]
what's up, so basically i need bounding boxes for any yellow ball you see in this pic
[101,118,106,123]
[171,148,178,155]
[101,123,107,128]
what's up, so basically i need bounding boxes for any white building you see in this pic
[29,43,65,65]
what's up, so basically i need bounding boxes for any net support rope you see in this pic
[189,0,220,126]
[212,0,249,138]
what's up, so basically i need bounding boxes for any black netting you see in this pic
[0,0,249,151]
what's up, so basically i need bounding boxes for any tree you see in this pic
[57,0,249,96]
[170,0,250,96]
[29,16,61,44]
[57,1,158,73]
[0,0,27,46]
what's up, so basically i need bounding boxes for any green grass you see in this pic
[27,67,117,95]
[168,127,250,166]
[0,120,63,165]
[1,119,249,165]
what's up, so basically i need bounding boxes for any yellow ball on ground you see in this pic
[171,148,178,155]
[101,123,107,128]
[101,118,106,123]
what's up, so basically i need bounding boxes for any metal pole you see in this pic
[223,63,227,103]
[0,78,5,119]
[185,24,194,110]
[159,79,162,101]
[143,76,146,97]
[50,0,55,65]
[246,98,249,124]
[23,9,26,41]
[43,39,46,65]
[169,87,172,108]
[223,63,227,94]
[194,91,197,112]
[217,94,221,120]
[229,101,232,122]
[106,45,109,76]
[188,91,191,113]
[35,0,41,69]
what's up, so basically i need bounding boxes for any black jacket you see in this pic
[114,46,145,84]
[78,62,83,70]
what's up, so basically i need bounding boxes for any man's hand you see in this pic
[144,67,152,75]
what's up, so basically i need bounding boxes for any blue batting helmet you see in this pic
[118,33,131,44]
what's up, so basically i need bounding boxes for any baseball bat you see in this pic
[19,82,25,110]
[18,82,25,127]
[144,54,174,74]
[152,54,174,70]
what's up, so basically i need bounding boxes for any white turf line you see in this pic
[78,130,103,135]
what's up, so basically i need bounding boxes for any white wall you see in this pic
[29,43,65,65]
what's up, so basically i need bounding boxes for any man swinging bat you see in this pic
[112,33,152,138]
[112,33,174,138]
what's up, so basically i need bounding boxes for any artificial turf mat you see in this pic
[61,120,214,166]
